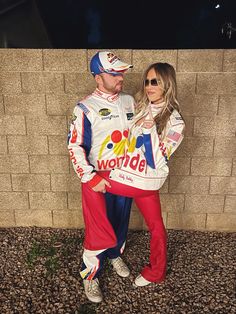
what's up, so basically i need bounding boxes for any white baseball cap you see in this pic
[90,51,133,76]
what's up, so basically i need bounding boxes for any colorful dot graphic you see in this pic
[99,129,144,158]
[111,130,122,143]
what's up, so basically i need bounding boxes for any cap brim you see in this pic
[111,59,133,71]
[105,62,133,75]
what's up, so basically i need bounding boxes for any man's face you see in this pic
[96,72,124,94]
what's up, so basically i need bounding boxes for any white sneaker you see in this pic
[134,274,152,287]
[83,278,103,303]
[110,257,130,278]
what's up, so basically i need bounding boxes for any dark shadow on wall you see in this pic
[0,0,51,48]
[1,0,236,49]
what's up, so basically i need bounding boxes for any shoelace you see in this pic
[112,257,125,270]
[87,279,100,294]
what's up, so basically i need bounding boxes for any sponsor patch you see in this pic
[99,108,111,116]
[101,114,119,120]
[126,112,134,120]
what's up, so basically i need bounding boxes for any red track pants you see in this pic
[82,171,167,282]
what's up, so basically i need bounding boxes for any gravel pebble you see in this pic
[0,227,235,313]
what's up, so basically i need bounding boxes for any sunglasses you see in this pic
[144,78,161,86]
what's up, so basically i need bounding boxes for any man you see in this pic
[68,51,135,302]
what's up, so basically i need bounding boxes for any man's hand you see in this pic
[92,178,111,193]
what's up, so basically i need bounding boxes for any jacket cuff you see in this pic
[87,174,103,188]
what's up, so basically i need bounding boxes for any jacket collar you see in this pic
[93,88,119,102]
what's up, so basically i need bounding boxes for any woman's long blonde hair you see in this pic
[135,62,183,135]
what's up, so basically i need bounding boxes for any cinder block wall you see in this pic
[0,49,235,231]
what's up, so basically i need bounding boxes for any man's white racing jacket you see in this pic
[68,88,135,183]
[109,103,185,190]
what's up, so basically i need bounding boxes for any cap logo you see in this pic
[107,53,119,64]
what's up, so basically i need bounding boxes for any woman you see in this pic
[85,62,185,287]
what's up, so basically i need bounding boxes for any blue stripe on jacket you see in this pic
[143,133,155,169]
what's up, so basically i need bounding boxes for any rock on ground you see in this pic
[0,227,235,314]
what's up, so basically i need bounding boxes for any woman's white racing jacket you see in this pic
[68,88,135,184]
[109,103,185,190]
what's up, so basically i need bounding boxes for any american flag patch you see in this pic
[167,130,181,142]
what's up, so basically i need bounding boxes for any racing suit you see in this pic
[77,102,185,283]
[68,88,135,279]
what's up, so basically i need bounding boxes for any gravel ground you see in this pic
[0,227,235,314]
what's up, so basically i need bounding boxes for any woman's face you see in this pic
[145,68,164,104]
